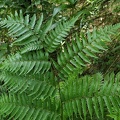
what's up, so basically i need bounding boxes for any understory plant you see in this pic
[0,5,120,120]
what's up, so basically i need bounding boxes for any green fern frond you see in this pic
[0,72,30,93]
[108,109,120,120]
[61,72,120,119]
[44,15,79,53]
[20,41,43,54]
[0,94,60,120]
[0,7,120,120]
[55,24,120,78]
[0,11,44,45]
[0,71,57,99]
[1,51,51,75]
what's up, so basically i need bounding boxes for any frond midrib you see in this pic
[0,101,59,115]
[62,94,119,103]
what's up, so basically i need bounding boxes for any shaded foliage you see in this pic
[0,0,120,120]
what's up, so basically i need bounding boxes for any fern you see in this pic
[20,41,43,54]
[0,11,40,45]
[0,71,57,100]
[55,24,120,78]
[0,94,60,120]
[108,109,120,120]
[0,11,52,46]
[0,10,81,56]
[0,72,120,120]
[0,9,120,120]
[44,15,79,53]
[61,72,120,119]
[1,51,51,75]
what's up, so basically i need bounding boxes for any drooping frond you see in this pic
[0,71,57,100]
[1,51,51,75]
[0,10,48,45]
[61,72,120,119]
[1,12,36,44]
[0,93,60,120]
[44,15,79,53]
[55,23,120,78]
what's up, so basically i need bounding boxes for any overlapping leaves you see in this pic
[0,94,60,120]
[0,71,57,100]
[1,51,51,75]
[61,72,120,119]
[44,14,79,53]
[0,10,53,48]
[55,24,120,78]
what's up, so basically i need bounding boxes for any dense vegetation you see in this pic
[0,0,120,120]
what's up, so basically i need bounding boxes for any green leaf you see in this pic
[43,18,53,34]
[92,42,107,51]
[30,14,36,29]
[25,15,29,25]
[83,49,98,58]
[103,96,112,113]
[92,97,99,118]
[82,99,87,118]
[86,98,93,118]
[78,52,91,63]
[13,31,33,44]
[74,56,86,66]
[35,14,43,33]
[87,31,92,43]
